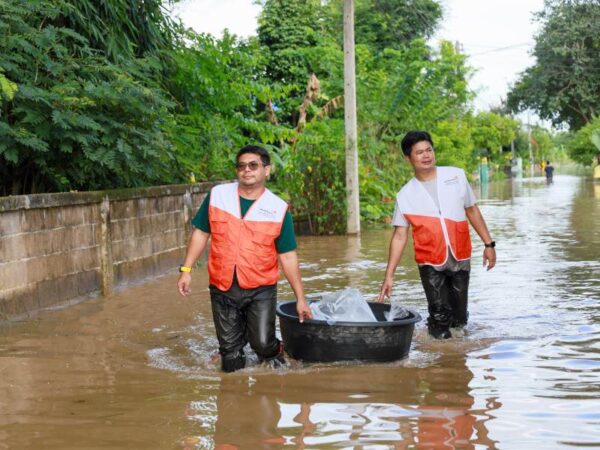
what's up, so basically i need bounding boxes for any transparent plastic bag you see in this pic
[384,302,410,321]
[309,288,377,324]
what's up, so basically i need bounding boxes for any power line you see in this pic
[469,42,533,56]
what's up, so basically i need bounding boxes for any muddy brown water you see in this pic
[1,175,599,449]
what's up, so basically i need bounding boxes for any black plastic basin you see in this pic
[276,301,422,363]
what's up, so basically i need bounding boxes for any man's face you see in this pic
[406,140,435,171]
[236,152,271,188]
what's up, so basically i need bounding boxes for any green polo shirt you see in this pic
[191,192,297,254]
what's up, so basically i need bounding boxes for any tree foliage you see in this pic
[566,116,600,165]
[471,112,519,160]
[167,30,294,183]
[507,0,600,129]
[322,0,442,53]
[257,0,322,93]
[3,0,563,233]
[253,0,480,229]
[0,0,180,195]
[359,40,472,139]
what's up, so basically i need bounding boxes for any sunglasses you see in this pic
[236,161,266,171]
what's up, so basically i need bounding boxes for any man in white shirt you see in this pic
[378,131,496,339]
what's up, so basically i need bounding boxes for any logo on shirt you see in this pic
[258,207,278,218]
[444,176,459,185]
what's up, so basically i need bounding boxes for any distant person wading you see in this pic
[544,161,554,183]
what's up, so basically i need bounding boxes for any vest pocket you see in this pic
[251,231,275,247]
[455,221,472,258]
[249,232,277,267]
[456,220,469,233]
[413,229,434,247]
[211,218,228,235]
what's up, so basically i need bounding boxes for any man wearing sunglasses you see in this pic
[177,145,312,372]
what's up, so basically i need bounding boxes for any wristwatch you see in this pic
[179,265,192,273]
[484,241,496,248]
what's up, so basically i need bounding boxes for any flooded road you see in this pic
[1,175,599,449]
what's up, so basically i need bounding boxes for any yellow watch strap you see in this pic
[179,265,192,273]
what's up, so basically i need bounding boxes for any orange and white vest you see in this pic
[208,182,288,291]
[396,166,472,265]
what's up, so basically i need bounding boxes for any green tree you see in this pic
[59,0,178,62]
[507,0,600,129]
[567,116,600,165]
[168,30,293,182]
[358,40,471,140]
[323,0,442,53]
[256,0,322,94]
[0,0,180,195]
[530,126,558,164]
[471,112,519,161]
[431,118,476,173]
[277,119,347,234]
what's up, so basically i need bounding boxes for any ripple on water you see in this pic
[139,178,600,450]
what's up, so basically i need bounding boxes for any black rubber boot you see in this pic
[210,291,248,373]
[221,350,246,373]
[263,342,289,369]
[448,270,470,328]
[419,265,471,338]
[244,286,279,362]
[210,277,279,373]
[428,324,452,340]
[419,265,453,333]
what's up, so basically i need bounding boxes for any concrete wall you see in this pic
[0,182,215,321]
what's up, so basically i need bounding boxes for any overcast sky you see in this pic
[171,0,545,115]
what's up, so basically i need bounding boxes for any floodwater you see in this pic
[1,175,599,449]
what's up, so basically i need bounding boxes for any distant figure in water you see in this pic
[544,161,554,184]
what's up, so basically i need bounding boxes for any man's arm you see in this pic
[177,228,210,296]
[465,204,496,271]
[279,250,312,323]
[378,226,409,302]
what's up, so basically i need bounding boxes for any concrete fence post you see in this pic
[99,196,113,296]
[183,189,193,235]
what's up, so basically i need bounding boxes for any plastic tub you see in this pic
[276,301,422,363]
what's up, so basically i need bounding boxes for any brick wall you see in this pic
[0,182,215,321]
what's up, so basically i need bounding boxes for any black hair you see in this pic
[236,145,271,166]
[400,131,434,156]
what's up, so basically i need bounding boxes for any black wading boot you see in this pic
[428,324,451,340]
[262,341,289,369]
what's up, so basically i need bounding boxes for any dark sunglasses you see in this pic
[235,161,266,171]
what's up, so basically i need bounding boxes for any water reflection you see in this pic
[184,349,500,449]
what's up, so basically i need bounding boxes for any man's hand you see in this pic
[177,272,192,296]
[377,277,393,303]
[296,299,313,323]
[176,229,209,297]
[378,226,408,303]
[483,247,496,271]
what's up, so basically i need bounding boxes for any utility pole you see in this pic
[528,112,534,177]
[343,0,360,234]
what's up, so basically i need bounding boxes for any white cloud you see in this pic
[434,0,545,111]
[170,0,262,38]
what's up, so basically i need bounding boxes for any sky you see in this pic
[170,0,545,116]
